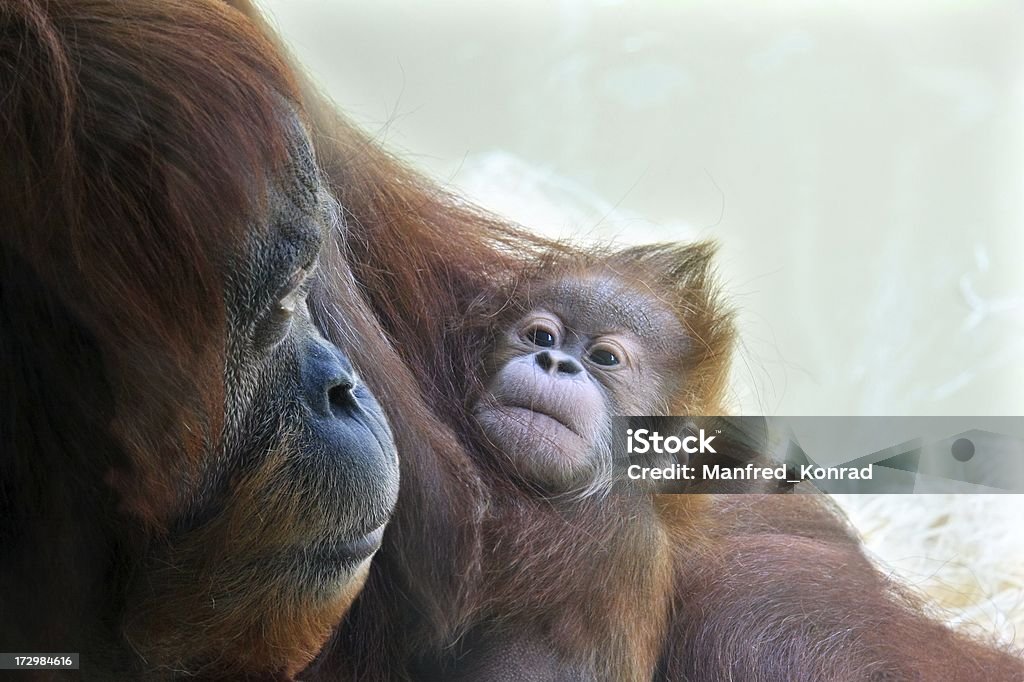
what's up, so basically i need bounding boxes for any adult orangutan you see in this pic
[0,1,414,677]
[223,6,1024,681]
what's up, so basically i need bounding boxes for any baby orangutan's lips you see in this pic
[500,401,578,437]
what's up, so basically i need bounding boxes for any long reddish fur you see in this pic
[236,6,1024,680]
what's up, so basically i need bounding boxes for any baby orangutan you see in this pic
[321,240,1024,682]
[415,243,735,681]
[472,243,733,494]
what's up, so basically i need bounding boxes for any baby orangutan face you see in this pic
[473,274,688,491]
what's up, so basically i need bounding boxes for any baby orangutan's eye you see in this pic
[588,348,619,366]
[524,325,557,348]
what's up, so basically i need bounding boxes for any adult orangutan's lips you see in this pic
[315,525,386,567]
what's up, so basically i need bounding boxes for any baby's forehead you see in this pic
[527,275,686,346]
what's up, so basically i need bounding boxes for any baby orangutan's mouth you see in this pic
[499,401,578,437]
[483,405,589,459]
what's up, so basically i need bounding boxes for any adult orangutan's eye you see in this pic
[278,267,309,314]
[257,263,314,350]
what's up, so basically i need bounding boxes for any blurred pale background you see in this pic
[257,0,1024,642]
[261,0,1023,417]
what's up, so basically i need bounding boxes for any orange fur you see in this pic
[230,4,1024,680]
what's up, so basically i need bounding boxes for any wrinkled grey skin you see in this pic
[198,115,399,580]
[119,118,401,672]
[474,275,687,493]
